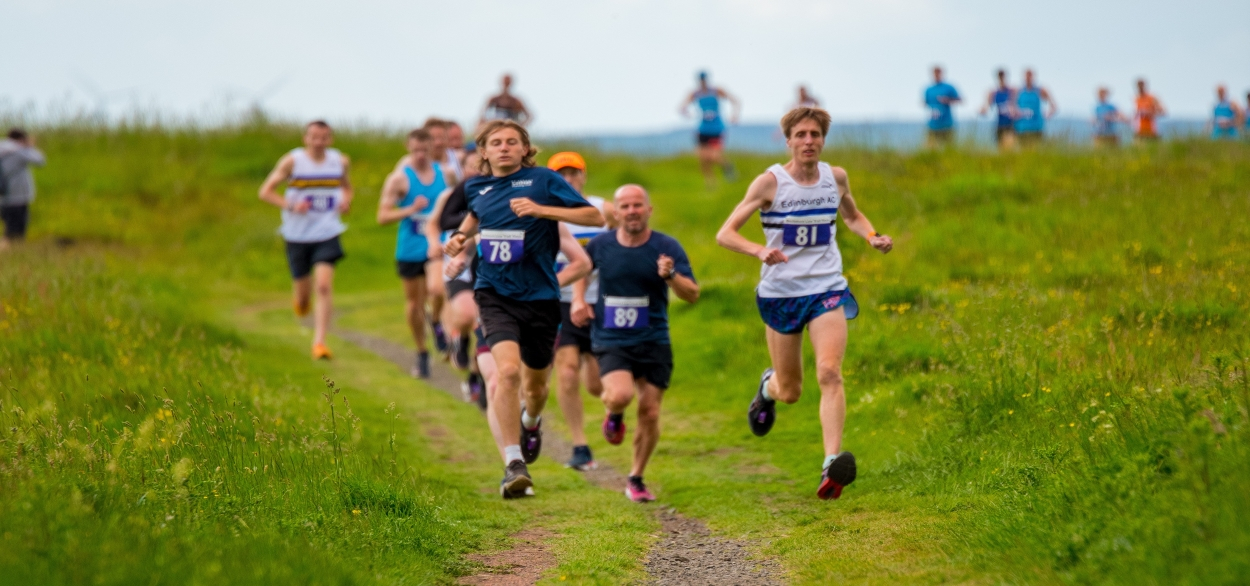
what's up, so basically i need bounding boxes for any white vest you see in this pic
[756,162,848,298]
[280,148,347,243]
[558,195,610,304]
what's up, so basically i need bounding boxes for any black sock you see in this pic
[628,475,644,487]
[609,412,624,424]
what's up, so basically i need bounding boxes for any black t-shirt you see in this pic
[585,230,695,349]
[439,183,470,232]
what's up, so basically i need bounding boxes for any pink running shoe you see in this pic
[602,413,626,445]
[625,477,655,503]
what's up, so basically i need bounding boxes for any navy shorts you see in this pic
[756,289,858,335]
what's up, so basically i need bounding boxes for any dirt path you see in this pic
[332,327,784,585]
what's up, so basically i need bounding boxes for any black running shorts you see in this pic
[396,260,427,280]
[446,278,474,300]
[284,236,344,279]
[556,302,593,354]
[594,343,674,390]
[1,204,29,240]
[475,288,561,370]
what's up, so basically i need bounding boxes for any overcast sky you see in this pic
[5,0,1248,133]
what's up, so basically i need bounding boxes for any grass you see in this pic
[3,120,1249,583]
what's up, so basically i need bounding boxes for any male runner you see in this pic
[1014,69,1057,147]
[572,184,699,502]
[680,71,740,188]
[1211,85,1243,140]
[377,129,448,378]
[1133,79,1166,142]
[427,147,483,373]
[259,120,353,360]
[1092,87,1129,148]
[548,151,616,471]
[479,74,532,127]
[716,107,893,500]
[424,118,464,182]
[447,121,467,161]
[923,66,962,147]
[978,69,1016,150]
[443,120,604,498]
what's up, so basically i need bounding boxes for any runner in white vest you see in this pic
[717,107,893,501]
[259,120,353,360]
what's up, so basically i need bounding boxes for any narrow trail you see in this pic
[332,327,784,585]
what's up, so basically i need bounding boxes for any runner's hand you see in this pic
[337,198,351,214]
[870,234,893,253]
[756,247,788,265]
[445,233,466,257]
[292,199,311,214]
[444,256,466,279]
[510,197,544,218]
[657,254,675,279]
[408,196,428,214]
[571,298,594,327]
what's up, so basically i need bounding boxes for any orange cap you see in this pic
[547,151,586,172]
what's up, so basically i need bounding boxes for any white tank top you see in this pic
[558,195,610,304]
[756,162,848,298]
[280,148,347,243]
[442,149,464,181]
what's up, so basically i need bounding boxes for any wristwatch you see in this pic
[662,269,675,280]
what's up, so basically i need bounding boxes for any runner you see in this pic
[1092,87,1129,148]
[570,184,698,502]
[479,74,532,127]
[443,120,605,499]
[978,69,1016,150]
[1133,78,1166,142]
[446,121,467,162]
[680,71,740,188]
[1014,69,1057,147]
[1211,85,1243,140]
[424,118,465,182]
[377,128,448,378]
[923,66,962,147]
[548,151,616,471]
[258,121,353,360]
[715,107,893,500]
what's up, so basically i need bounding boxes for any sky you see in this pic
[5,0,1249,134]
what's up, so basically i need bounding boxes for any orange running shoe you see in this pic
[294,299,311,318]
[312,343,333,361]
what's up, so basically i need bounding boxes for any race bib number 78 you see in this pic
[480,229,525,264]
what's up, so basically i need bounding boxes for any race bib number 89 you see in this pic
[782,215,833,247]
[480,230,525,264]
[603,296,649,330]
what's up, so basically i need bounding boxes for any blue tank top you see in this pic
[1213,101,1237,138]
[1015,88,1044,133]
[1094,102,1120,137]
[695,89,724,136]
[395,163,447,262]
[993,88,1014,127]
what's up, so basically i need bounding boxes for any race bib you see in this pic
[782,215,833,247]
[305,194,337,213]
[603,296,649,330]
[480,229,525,264]
[409,214,427,234]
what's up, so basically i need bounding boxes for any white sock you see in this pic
[823,453,839,469]
[761,374,774,401]
[504,445,523,464]
[521,409,541,430]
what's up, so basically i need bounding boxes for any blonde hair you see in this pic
[475,120,538,174]
[780,107,831,139]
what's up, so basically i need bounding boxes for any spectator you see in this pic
[0,128,47,250]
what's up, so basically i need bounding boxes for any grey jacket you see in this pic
[0,139,46,206]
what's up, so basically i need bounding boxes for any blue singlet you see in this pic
[1015,88,1044,134]
[695,89,724,136]
[1094,102,1121,137]
[395,163,446,263]
[924,82,961,131]
[1213,101,1237,139]
[993,88,1014,127]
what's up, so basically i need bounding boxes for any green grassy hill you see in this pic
[3,123,1248,584]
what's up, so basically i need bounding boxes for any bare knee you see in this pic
[816,365,844,392]
[496,361,522,389]
[585,376,604,398]
[637,399,661,424]
[771,374,803,404]
[603,387,632,413]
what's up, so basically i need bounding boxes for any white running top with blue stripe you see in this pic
[757,162,847,298]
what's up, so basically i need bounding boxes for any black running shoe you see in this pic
[432,322,449,354]
[748,368,776,437]
[566,445,597,471]
[500,460,533,499]
[520,411,542,464]
[450,335,470,370]
[474,375,488,410]
[817,452,857,500]
[413,351,431,379]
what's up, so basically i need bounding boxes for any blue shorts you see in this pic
[757,289,858,335]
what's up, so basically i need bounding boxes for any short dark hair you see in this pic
[306,120,331,131]
[8,128,27,140]
[996,68,1005,78]
[422,117,447,130]
[407,128,431,142]
[780,107,832,139]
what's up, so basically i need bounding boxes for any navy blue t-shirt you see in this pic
[585,230,695,349]
[465,166,591,301]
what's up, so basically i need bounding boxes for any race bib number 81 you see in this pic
[603,296,649,330]
[480,230,525,264]
[783,215,833,247]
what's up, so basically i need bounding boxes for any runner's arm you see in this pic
[556,223,591,287]
[258,154,297,210]
[1041,89,1058,119]
[510,199,605,226]
[444,214,479,257]
[571,275,594,327]
[376,172,422,225]
[678,92,695,117]
[979,91,993,116]
[833,168,892,254]
[516,99,533,126]
[338,155,354,214]
[721,89,742,125]
[715,172,788,265]
[660,256,699,304]
[423,187,454,251]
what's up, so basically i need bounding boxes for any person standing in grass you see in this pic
[716,107,893,500]
[571,184,699,502]
[978,69,1016,150]
[377,128,449,379]
[479,73,532,127]
[547,151,616,472]
[923,66,962,147]
[1014,69,1057,147]
[0,128,46,251]
[1132,78,1166,142]
[680,71,741,188]
[443,120,603,499]
[258,120,353,360]
[1210,85,1243,140]
[1092,87,1130,148]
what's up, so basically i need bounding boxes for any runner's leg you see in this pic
[488,341,524,463]
[447,290,477,339]
[293,276,312,317]
[521,363,552,425]
[630,379,663,477]
[697,144,716,186]
[478,350,504,458]
[555,345,587,445]
[312,263,334,347]
[807,308,849,456]
[581,353,604,398]
[425,259,446,331]
[764,326,805,404]
[402,276,428,353]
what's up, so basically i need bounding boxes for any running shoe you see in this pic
[312,343,333,361]
[432,322,449,354]
[625,477,655,503]
[602,413,626,445]
[500,460,533,499]
[817,452,857,500]
[748,368,776,437]
[520,411,543,464]
[473,376,488,410]
[449,335,471,370]
[566,445,598,471]
[412,351,430,379]
[293,299,310,318]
